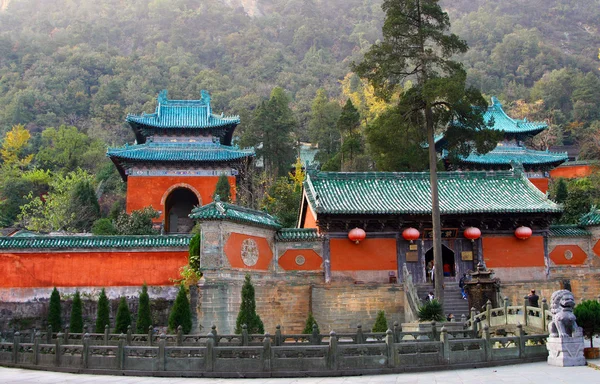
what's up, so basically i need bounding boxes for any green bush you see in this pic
[213,173,231,202]
[136,284,152,333]
[574,299,600,348]
[95,288,110,333]
[189,232,200,272]
[372,310,388,332]
[115,297,131,334]
[235,274,264,334]
[69,291,83,333]
[48,287,62,330]
[418,299,445,322]
[302,312,319,334]
[91,218,117,235]
[168,284,192,334]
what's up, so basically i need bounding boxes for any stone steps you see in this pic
[416,284,470,320]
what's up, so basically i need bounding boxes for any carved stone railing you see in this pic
[402,264,421,323]
[464,296,552,332]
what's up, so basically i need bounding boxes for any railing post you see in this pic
[104,324,109,345]
[241,324,249,346]
[356,324,364,344]
[542,298,548,331]
[148,325,153,346]
[472,318,480,339]
[46,325,52,344]
[118,333,126,370]
[523,296,529,326]
[177,325,183,346]
[460,314,466,324]
[12,331,20,364]
[517,323,525,358]
[440,326,450,364]
[470,307,476,323]
[311,323,320,345]
[127,325,132,346]
[157,333,166,371]
[385,329,395,368]
[393,321,401,343]
[55,332,62,367]
[275,325,282,346]
[262,333,272,372]
[327,331,338,370]
[486,300,492,328]
[33,331,41,365]
[211,325,219,347]
[431,321,438,341]
[482,324,492,362]
[504,296,509,325]
[63,326,69,343]
[205,333,214,372]
[82,333,90,369]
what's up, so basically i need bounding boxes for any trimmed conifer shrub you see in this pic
[136,284,152,333]
[48,287,62,330]
[372,310,388,332]
[115,296,132,334]
[418,299,444,322]
[235,274,264,334]
[302,312,319,334]
[168,284,192,334]
[213,173,231,202]
[574,299,600,348]
[95,288,110,333]
[70,291,84,333]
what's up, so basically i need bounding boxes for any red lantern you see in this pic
[402,227,420,243]
[348,227,366,244]
[463,227,481,242]
[515,226,532,240]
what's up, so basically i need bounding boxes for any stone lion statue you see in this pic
[548,289,581,338]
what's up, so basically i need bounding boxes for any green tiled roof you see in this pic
[459,144,568,166]
[190,200,282,229]
[107,142,255,163]
[556,160,599,167]
[548,225,591,237]
[126,90,239,130]
[485,97,547,135]
[0,235,191,250]
[304,171,561,216]
[275,228,321,242]
[579,207,600,226]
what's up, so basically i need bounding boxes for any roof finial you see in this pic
[510,160,524,176]
[201,90,211,116]
[491,96,501,107]
[158,90,168,104]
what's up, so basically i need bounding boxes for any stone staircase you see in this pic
[416,281,470,320]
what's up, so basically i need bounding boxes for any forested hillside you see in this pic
[1,0,599,230]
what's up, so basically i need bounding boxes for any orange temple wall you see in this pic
[330,238,397,271]
[482,236,545,267]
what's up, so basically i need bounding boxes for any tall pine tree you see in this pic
[95,288,110,333]
[353,0,498,302]
[168,284,192,334]
[70,291,84,333]
[48,287,62,331]
[308,89,341,165]
[235,274,264,334]
[136,284,152,333]
[114,296,131,334]
[336,99,362,171]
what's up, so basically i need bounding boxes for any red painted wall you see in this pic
[482,236,545,267]
[330,238,397,271]
[528,178,549,193]
[549,245,587,265]
[126,175,236,221]
[0,251,187,287]
[550,165,594,179]
[224,233,273,270]
[303,208,318,229]
[278,249,322,271]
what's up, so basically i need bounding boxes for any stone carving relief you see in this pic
[241,238,259,266]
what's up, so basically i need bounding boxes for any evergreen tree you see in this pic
[213,173,231,203]
[114,296,132,334]
[302,312,319,334]
[188,233,201,272]
[372,310,388,332]
[48,287,62,331]
[308,89,341,164]
[168,284,192,334]
[69,291,84,333]
[95,288,110,333]
[353,0,498,302]
[554,178,568,204]
[235,274,264,334]
[336,99,361,171]
[136,284,153,334]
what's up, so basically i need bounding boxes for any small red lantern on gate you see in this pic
[348,227,366,244]
[402,227,420,243]
[463,227,481,242]
[514,226,532,240]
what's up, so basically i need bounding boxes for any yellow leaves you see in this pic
[289,157,306,191]
[340,73,395,126]
[1,124,33,169]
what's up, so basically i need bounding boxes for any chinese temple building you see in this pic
[107,90,254,233]
[442,97,568,192]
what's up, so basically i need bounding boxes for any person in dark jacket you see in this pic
[528,289,539,307]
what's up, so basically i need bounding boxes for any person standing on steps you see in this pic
[459,274,467,300]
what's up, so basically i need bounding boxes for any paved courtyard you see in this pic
[1,361,600,384]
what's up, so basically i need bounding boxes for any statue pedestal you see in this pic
[547,334,586,367]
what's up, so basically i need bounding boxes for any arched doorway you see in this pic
[425,244,456,278]
[164,188,200,233]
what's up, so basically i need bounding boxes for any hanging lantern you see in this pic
[515,226,532,240]
[463,227,481,242]
[402,227,420,243]
[348,227,366,244]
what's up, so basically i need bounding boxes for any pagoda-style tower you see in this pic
[444,97,568,192]
[108,90,254,233]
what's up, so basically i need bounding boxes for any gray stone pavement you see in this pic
[1,361,600,384]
